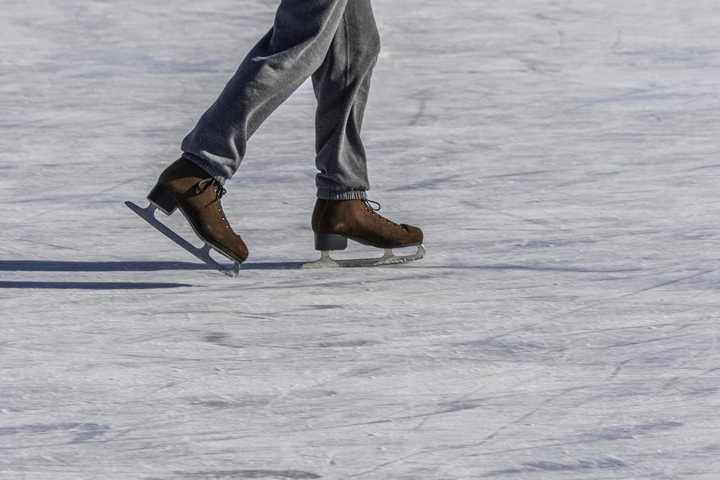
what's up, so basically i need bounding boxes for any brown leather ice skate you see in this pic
[143,157,249,264]
[305,199,425,268]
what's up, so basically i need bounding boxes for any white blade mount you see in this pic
[125,201,240,277]
[303,245,425,269]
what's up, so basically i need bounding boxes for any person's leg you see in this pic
[181,0,350,183]
[312,0,381,200]
[308,2,424,259]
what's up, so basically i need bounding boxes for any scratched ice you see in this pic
[1,1,720,479]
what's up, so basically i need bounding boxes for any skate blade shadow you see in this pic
[0,260,212,272]
[0,281,192,290]
[0,259,305,272]
[0,260,199,289]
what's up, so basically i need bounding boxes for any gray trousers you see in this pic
[181,0,380,200]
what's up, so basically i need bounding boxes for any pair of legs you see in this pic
[181,0,381,200]
[137,0,423,267]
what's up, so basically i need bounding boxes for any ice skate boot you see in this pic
[125,157,247,276]
[304,199,425,268]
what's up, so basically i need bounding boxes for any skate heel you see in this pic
[147,184,178,215]
[315,233,348,251]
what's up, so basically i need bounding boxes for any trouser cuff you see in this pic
[317,188,368,200]
[182,152,228,185]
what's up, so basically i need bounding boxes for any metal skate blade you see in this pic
[125,201,240,277]
[302,244,425,269]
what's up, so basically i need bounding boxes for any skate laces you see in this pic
[363,199,382,212]
[195,178,234,231]
[363,199,402,228]
[196,178,227,202]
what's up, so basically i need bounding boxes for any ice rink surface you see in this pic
[2,0,720,478]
